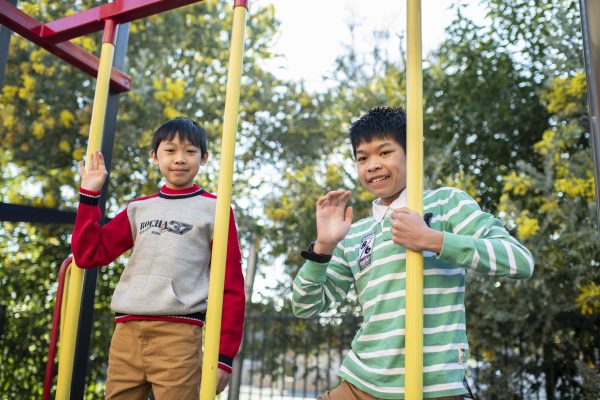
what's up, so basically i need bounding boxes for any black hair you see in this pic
[151,117,208,157]
[349,106,407,157]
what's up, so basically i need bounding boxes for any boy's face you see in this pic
[151,134,208,190]
[355,136,406,206]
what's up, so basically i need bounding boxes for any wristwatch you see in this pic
[300,241,332,263]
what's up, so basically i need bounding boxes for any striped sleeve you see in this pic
[292,242,354,318]
[437,189,534,279]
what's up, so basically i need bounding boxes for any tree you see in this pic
[466,72,600,399]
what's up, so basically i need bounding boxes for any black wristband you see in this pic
[300,241,332,263]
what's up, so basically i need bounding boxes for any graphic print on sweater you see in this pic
[139,219,193,236]
[358,233,375,270]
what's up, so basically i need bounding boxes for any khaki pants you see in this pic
[105,320,202,400]
[318,380,467,400]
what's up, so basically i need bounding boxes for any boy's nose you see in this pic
[367,161,381,172]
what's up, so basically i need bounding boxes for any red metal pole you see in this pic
[42,256,73,400]
[39,0,204,43]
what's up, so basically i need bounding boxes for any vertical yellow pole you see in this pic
[55,19,117,400]
[200,2,247,399]
[405,0,424,399]
[59,264,71,337]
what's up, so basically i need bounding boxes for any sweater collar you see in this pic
[158,184,204,199]
[372,189,407,223]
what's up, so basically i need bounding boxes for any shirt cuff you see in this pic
[218,354,234,373]
[299,260,329,282]
[437,231,475,268]
[79,188,101,206]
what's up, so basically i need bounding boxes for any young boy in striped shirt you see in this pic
[292,107,534,399]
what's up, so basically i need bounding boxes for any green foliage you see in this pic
[470,72,600,399]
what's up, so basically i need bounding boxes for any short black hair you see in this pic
[151,117,208,157]
[349,106,406,157]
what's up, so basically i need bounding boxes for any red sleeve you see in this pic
[216,208,246,373]
[71,188,134,268]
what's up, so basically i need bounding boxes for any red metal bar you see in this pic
[43,255,73,400]
[39,0,204,43]
[0,1,131,92]
[102,19,117,45]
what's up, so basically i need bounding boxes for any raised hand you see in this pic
[314,189,353,255]
[79,151,108,192]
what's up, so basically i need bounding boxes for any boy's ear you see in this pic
[150,149,158,165]
[200,152,209,166]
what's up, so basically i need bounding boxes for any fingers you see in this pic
[345,206,353,223]
[82,151,106,173]
[316,189,352,208]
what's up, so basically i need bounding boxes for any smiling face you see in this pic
[151,133,208,190]
[356,137,407,206]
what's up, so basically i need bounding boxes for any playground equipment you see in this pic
[1,0,600,399]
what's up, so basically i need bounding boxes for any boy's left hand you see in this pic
[216,369,231,394]
[390,208,443,253]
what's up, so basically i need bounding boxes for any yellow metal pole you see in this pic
[200,2,247,399]
[55,20,117,400]
[59,263,71,337]
[405,0,424,399]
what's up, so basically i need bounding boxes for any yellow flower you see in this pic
[43,116,56,129]
[515,211,540,240]
[72,148,85,161]
[60,110,75,128]
[2,85,19,98]
[59,139,70,152]
[32,62,46,74]
[502,171,531,196]
[32,122,45,139]
[576,282,600,315]
[3,115,15,129]
[73,36,97,53]
[539,199,558,213]
[18,74,36,99]
[154,78,185,103]
[163,106,181,119]
[533,129,556,156]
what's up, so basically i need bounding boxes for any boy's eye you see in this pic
[357,156,367,163]
[187,149,198,154]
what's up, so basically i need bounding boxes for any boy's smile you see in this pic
[355,137,407,206]
[151,134,208,190]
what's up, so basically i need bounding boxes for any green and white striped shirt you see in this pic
[292,187,534,399]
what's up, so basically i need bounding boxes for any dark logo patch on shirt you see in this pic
[140,219,193,235]
[358,233,374,270]
[167,221,192,235]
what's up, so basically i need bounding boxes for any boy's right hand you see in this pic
[314,189,353,255]
[79,151,108,192]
